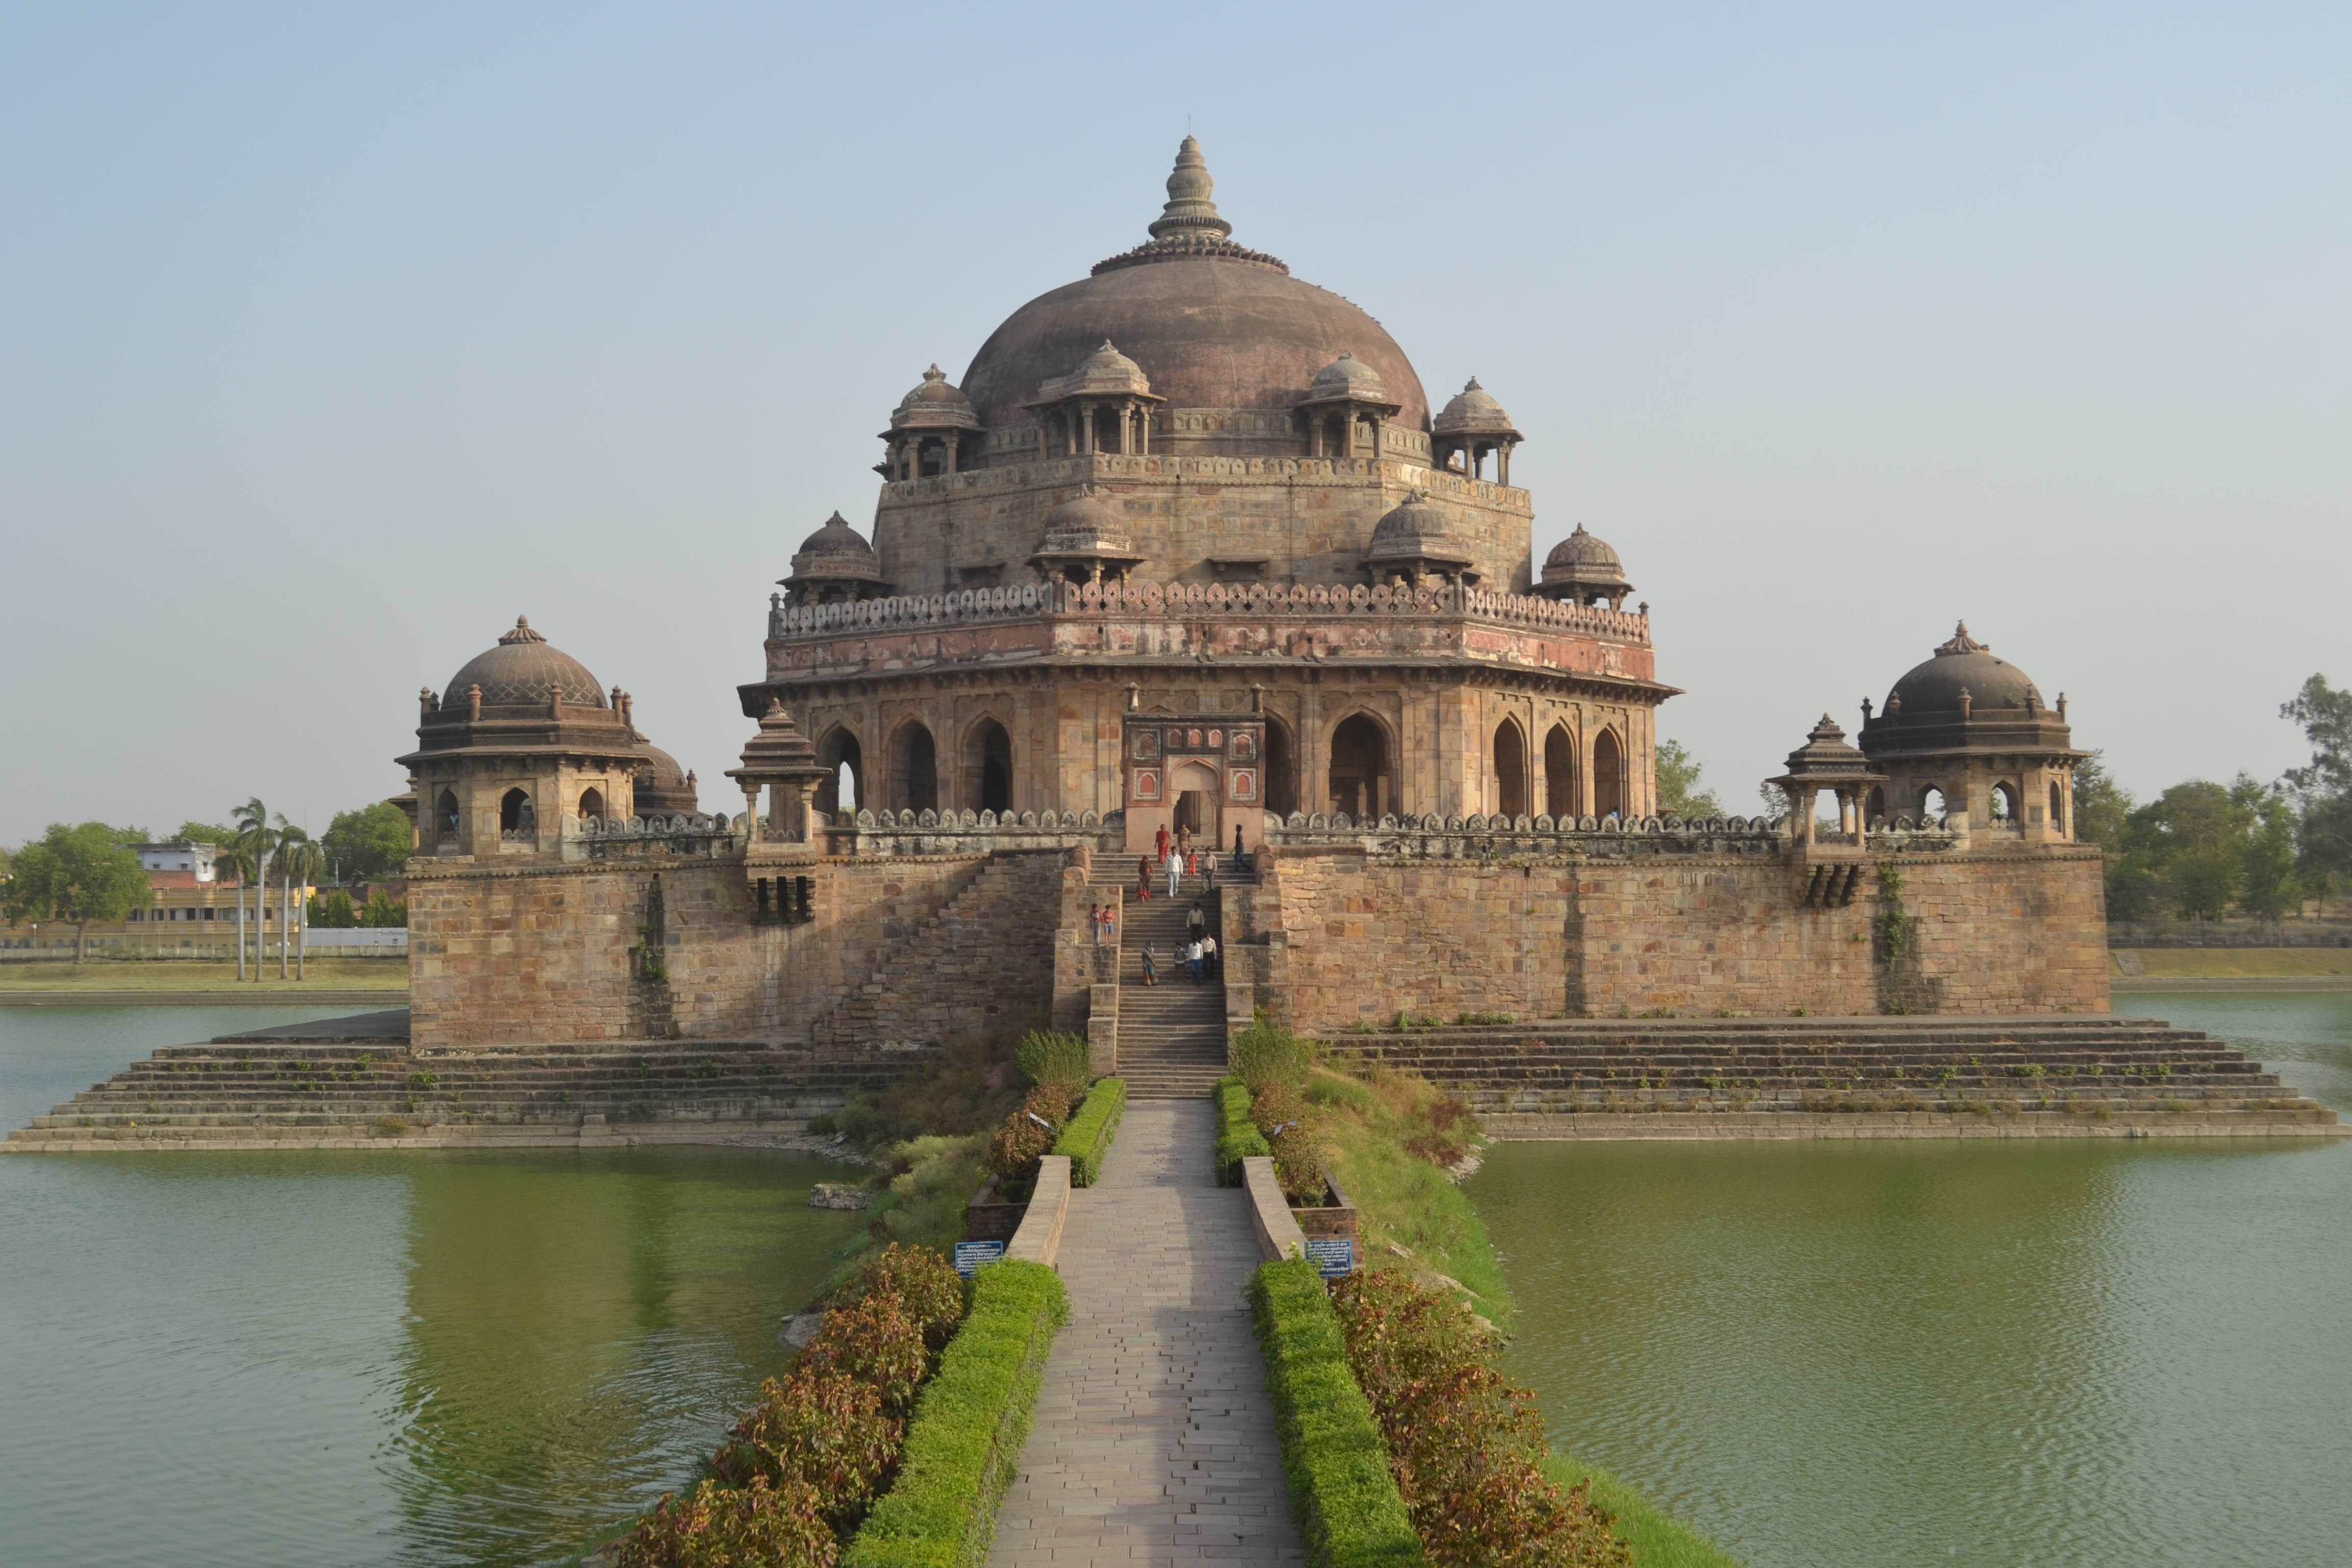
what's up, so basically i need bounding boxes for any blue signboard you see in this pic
[954,1239,1006,1277]
[1304,1237,1354,1278]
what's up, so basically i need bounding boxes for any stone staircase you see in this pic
[1321,1015,2343,1132]
[810,852,1058,1050]
[4,1010,896,1153]
[1098,859,1244,1099]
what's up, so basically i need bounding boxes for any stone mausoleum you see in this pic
[395,141,2110,1067]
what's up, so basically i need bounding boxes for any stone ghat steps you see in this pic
[1322,1021,2334,1120]
[6,1041,898,1149]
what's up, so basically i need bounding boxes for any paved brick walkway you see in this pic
[988,1098,1304,1565]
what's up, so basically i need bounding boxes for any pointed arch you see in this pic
[579,787,606,822]
[1592,728,1625,820]
[1544,723,1579,819]
[886,718,938,813]
[1492,717,1528,820]
[1328,710,1394,819]
[816,725,864,817]
[435,789,460,845]
[1262,715,1301,818]
[961,713,1014,815]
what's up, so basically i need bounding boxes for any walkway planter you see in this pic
[965,1177,1030,1243]
[1288,1167,1359,1245]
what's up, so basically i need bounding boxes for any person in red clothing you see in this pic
[1136,855,1153,900]
[1155,823,1170,863]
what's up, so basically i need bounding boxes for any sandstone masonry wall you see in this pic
[1259,845,2109,1032]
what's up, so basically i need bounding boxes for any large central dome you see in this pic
[959,139,1429,434]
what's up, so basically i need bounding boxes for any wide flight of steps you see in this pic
[4,1010,890,1153]
[1323,1014,2343,1134]
[1098,857,1251,1099]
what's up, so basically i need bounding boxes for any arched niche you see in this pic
[817,726,864,816]
[1493,718,1529,820]
[963,716,1013,816]
[1592,728,1625,820]
[1328,712,1393,819]
[888,720,939,814]
[1544,723,1579,819]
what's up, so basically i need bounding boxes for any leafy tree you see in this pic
[3,822,153,961]
[360,891,407,927]
[310,890,358,928]
[174,821,239,847]
[2234,777,2302,921]
[2282,674,2352,910]
[321,800,413,883]
[2070,756,2158,919]
[1654,740,1724,818]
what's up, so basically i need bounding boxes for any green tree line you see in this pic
[2076,674,2352,922]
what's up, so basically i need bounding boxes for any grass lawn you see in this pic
[1545,1454,1742,1568]
[2113,947,2352,978]
[0,958,408,992]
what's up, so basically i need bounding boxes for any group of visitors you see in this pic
[1121,822,1250,985]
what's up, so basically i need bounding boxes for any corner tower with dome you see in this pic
[750,137,1669,846]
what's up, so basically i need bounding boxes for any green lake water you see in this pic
[1474,993,2352,1567]
[0,1007,864,1567]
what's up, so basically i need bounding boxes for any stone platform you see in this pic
[3,1009,909,1153]
[1324,1014,2344,1137]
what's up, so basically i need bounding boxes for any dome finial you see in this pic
[1935,621,1989,656]
[1148,135,1233,244]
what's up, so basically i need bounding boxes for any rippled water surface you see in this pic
[1473,994,2352,1567]
[0,1008,862,1566]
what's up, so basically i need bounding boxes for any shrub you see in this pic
[1213,1074,1272,1186]
[835,1094,887,1144]
[1402,1094,1472,1169]
[1234,1017,1319,1095]
[1013,1028,1091,1099]
[982,1085,1068,1193]
[1329,1271,1625,1567]
[801,1292,930,1414]
[616,1474,837,1568]
[1247,1257,1426,1567]
[718,1369,902,1526]
[829,1135,986,1286]
[841,1259,1069,1568]
[1049,1076,1125,1187]
[830,1243,966,1354]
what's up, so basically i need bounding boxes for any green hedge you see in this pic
[1050,1076,1125,1187]
[1214,1073,1272,1186]
[1249,1258,1427,1567]
[841,1258,1070,1568]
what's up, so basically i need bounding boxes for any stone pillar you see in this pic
[1499,441,1511,486]
[1371,414,1383,463]
[740,783,761,838]
[1343,407,1357,458]
[1138,406,1150,455]
[1081,404,1095,455]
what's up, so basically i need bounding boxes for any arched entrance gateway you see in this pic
[963,717,1013,815]
[816,726,862,816]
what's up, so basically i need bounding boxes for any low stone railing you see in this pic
[1265,809,1786,858]
[821,806,1124,859]
[559,813,745,861]
[768,577,1648,646]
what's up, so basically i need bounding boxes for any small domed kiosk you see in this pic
[399,617,681,857]
[1857,622,2084,839]
[1537,525,1635,609]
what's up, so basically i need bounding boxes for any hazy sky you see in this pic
[5,4,2346,843]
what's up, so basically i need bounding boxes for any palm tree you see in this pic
[232,798,276,982]
[276,824,323,981]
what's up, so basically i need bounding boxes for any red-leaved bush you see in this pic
[615,1474,836,1568]
[1329,1270,1627,1567]
[614,1243,961,1565]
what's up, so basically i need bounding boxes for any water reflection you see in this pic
[1477,996,2352,1568]
[387,1150,860,1566]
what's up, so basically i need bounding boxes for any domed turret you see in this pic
[1030,487,1145,585]
[878,365,979,481]
[1363,491,1475,585]
[1537,524,1634,608]
[632,744,700,818]
[1432,378,1523,483]
[1297,351,1404,462]
[779,511,890,606]
[1025,341,1164,460]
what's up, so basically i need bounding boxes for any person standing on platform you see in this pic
[1165,851,1181,899]
[1155,824,1170,864]
[1187,936,1204,985]
[1100,902,1116,946]
[1233,823,1246,869]
[1203,932,1219,980]
[1187,901,1206,945]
